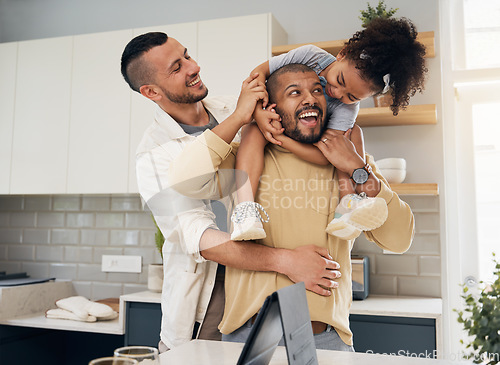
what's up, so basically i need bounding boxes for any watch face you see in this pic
[352,168,369,184]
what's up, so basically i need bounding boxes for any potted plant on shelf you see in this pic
[455,253,500,364]
[148,217,164,293]
[359,0,398,107]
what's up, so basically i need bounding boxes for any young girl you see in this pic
[231,17,427,241]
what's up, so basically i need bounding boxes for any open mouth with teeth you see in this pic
[187,75,201,87]
[296,108,322,127]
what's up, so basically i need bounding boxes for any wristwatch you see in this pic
[351,163,372,185]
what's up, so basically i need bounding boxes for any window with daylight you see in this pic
[463,0,500,69]
[453,0,500,282]
[471,100,500,282]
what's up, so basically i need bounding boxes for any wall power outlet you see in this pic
[101,255,142,273]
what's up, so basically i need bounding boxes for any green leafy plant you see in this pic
[455,253,500,364]
[359,0,399,28]
[152,216,164,261]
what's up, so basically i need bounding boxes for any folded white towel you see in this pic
[56,296,114,319]
[98,311,118,321]
[55,296,89,319]
[46,308,96,322]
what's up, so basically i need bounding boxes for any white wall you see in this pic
[0,0,443,181]
[0,0,437,45]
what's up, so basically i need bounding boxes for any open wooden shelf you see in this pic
[270,31,437,195]
[272,31,435,58]
[390,183,439,196]
[356,104,436,127]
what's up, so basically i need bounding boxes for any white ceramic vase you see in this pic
[147,264,163,293]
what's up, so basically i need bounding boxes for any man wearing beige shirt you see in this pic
[169,63,414,350]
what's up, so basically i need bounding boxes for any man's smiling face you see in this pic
[270,68,328,144]
[143,37,208,104]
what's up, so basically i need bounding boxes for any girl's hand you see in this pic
[253,103,284,145]
[313,129,364,174]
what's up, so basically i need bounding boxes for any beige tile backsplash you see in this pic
[0,194,441,299]
[352,195,442,297]
[0,195,157,300]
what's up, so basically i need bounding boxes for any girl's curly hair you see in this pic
[342,17,428,115]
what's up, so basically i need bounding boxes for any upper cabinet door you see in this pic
[197,14,271,98]
[128,23,197,193]
[11,37,73,194]
[67,29,133,194]
[0,42,17,194]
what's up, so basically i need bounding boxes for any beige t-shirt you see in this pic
[218,144,414,346]
[167,129,414,347]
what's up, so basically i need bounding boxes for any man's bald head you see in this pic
[266,63,318,104]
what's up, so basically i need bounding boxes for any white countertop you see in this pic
[120,291,442,319]
[1,289,442,338]
[0,311,123,335]
[350,295,442,319]
[0,288,155,335]
[0,280,124,335]
[120,291,444,353]
[120,290,161,304]
[159,340,470,365]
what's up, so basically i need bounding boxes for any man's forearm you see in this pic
[199,228,284,273]
[211,112,246,144]
[251,61,270,84]
[199,228,341,297]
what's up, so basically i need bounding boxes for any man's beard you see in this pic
[276,105,326,144]
[161,85,209,104]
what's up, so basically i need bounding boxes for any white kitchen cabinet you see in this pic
[0,42,17,194]
[67,30,133,194]
[10,37,73,194]
[5,14,287,194]
[197,13,287,98]
[128,22,198,193]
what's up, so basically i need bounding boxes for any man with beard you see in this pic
[168,63,414,350]
[121,34,341,351]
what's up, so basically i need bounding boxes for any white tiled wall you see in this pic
[352,195,442,297]
[0,194,442,299]
[0,194,157,300]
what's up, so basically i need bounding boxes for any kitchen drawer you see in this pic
[350,314,436,356]
[0,326,61,364]
[125,302,162,347]
[0,325,123,365]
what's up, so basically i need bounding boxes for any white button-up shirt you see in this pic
[135,96,238,349]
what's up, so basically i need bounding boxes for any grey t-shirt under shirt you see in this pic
[178,110,219,136]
